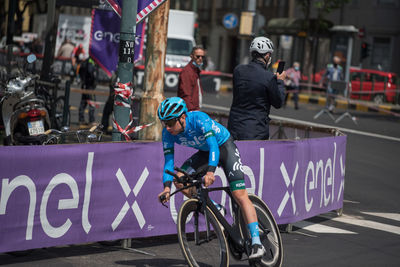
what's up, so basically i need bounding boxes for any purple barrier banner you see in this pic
[0,136,346,253]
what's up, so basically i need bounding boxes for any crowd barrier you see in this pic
[0,119,346,253]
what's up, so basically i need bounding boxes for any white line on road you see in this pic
[343,199,361,204]
[202,104,400,142]
[294,220,357,234]
[361,212,400,222]
[321,214,400,235]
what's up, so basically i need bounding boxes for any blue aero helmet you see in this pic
[157,97,188,121]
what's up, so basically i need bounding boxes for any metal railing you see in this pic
[207,111,344,140]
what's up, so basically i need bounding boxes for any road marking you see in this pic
[361,212,400,222]
[343,199,360,204]
[294,220,357,234]
[202,103,400,142]
[321,214,400,235]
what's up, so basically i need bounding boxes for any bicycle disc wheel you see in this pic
[177,198,229,267]
[239,194,283,267]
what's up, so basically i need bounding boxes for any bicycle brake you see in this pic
[159,195,168,208]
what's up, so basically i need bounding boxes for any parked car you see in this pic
[349,68,398,104]
[302,67,398,104]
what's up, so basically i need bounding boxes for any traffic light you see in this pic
[361,42,371,59]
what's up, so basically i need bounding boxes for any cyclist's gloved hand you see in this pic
[158,187,171,203]
[204,171,215,188]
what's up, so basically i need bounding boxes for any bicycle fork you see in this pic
[194,199,212,245]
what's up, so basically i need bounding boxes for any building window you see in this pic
[371,37,391,71]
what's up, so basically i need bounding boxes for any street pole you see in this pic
[41,0,58,81]
[239,0,256,64]
[138,1,170,141]
[6,0,17,76]
[112,0,139,141]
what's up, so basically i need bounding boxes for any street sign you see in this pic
[280,35,293,50]
[223,13,238,29]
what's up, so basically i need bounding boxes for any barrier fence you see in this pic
[0,119,346,253]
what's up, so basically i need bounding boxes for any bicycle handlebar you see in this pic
[159,167,207,207]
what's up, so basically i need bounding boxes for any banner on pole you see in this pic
[90,0,167,76]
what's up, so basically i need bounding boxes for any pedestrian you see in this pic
[101,72,118,134]
[321,56,343,111]
[17,40,30,54]
[78,57,97,126]
[177,46,205,111]
[57,39,75,81]
[31,38,44,54]
[157,97,267,259]
[72,44,86,84]
[57,39,75,58]
[228,36,286,140]
[284,62,301,109]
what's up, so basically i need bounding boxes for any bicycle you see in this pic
[35,77,70,130]
[160,167,283,267]
[42,124,104,145]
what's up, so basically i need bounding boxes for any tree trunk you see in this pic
[138,1,170,141]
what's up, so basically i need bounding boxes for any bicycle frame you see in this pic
[165,167,283,266]
[182,184,252,256]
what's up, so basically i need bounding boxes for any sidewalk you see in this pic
[219,79,400,116]
[294,93,400,116]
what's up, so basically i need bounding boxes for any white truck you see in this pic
[165,9,196,68]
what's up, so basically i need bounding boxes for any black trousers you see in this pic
[78,85,95,123]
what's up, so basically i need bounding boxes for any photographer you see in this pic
[228,37,286,140]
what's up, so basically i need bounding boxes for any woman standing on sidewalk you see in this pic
[284,62,301,110]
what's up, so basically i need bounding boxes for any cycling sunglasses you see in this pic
[162,118,178,128]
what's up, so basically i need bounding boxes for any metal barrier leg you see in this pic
[121,238,131,248]
[313,108,336,121]
[335,111,357,124]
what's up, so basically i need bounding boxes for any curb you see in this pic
[217,85,400,116]
[293,93,400,116]
[219,84,231,92]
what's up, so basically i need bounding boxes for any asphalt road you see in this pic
[1,87,399,266]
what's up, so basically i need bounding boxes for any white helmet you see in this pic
[249,37,274,54]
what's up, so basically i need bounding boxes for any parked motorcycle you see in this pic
[0,54,50,145]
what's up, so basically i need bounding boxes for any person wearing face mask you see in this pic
[177,46,205,111]
[284,62,301,109]
[321,56,343,111]
[228,37,286,140]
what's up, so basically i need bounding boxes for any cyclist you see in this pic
[157,97,266,259]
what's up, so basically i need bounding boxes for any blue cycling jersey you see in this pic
[162,111,230,185]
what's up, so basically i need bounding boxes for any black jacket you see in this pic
[228,60,285,140]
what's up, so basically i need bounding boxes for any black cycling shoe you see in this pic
[249,244,266,260]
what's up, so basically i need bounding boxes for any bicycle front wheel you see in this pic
[177,198,229,267]
[239,194,283,267]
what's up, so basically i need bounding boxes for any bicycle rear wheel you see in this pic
[177,198,229,267]
[53,96,70,129]
[239,194,283,267]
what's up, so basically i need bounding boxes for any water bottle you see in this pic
[211,199,226,215]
